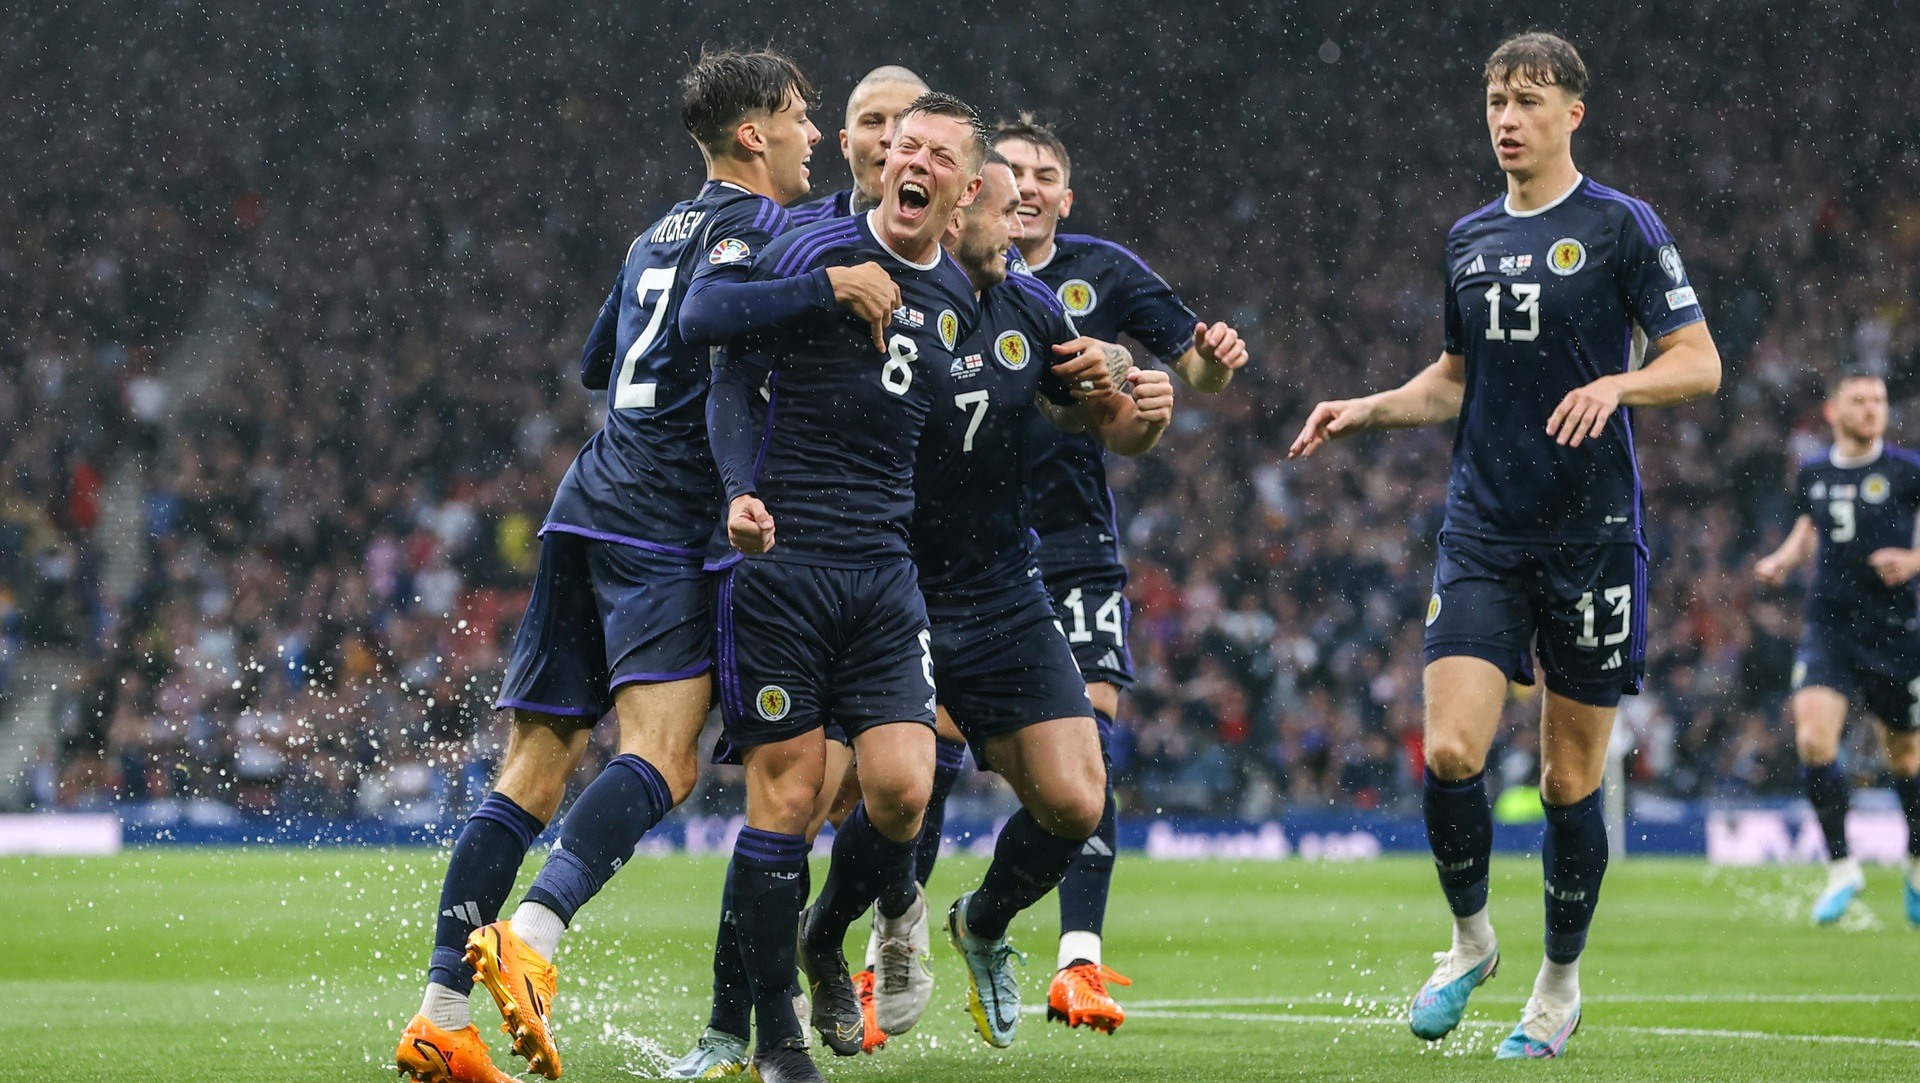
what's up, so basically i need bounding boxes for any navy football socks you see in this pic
[705,872,752,1040]
[1804,761,1852,861]
[913,738,968,886]
[966,808,1086,940]
[1423,767,1493,917]
[1542,789,1609,964]
[728,828,811,1048]
[1894,773,1920,858]
[807,803,918,949]
[428,791,545,994]
[522,753,672,924]
[1058,709,1120,939]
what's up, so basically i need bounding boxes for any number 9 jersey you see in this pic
[1440,177,1704,545]
[546,181,791,555]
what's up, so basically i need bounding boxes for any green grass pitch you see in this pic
[5,848,1917,1081]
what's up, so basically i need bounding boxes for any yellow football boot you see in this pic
[465,921,562,1078]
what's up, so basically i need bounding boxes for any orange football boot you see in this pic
[465,921,562,1078]
[852,968,889,1053]
[395,1014,517,1083]
[1046,962,1133,1034]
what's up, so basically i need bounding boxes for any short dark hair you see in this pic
[983,148,1011,170]
[1827,363,1886,397]
[681,48,815,152]
[1484,31,1588,99]
[992,112,1071,179]
[896,91,990,172]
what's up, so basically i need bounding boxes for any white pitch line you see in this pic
[1127,993,1920,1008]
[1112,1007,1920,1050]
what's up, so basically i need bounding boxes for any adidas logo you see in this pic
[1081,836,1114,857]
[1601,650,1622,671]
[1095,650,1122,671]
[1465,253,1485,276]
[441,901,484,927]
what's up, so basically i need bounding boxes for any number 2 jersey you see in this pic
[546,181,789,554]
[1797,443,1920,632]
[1441,176,1706,546]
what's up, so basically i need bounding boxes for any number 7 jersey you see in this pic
[1440,176,1705,545]
[545,181,789,555]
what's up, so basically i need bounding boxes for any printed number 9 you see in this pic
[882,333,917,395]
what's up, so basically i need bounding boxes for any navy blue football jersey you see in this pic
[547,182,788,553]
[1797,444,1920,629]
[1441,177,1705,544]
[783,188,855,229]
[1021,234,1198,577]
[712,212,979,567]
[913,271,1079,600]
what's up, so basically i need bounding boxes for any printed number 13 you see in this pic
[1574,584,1632,648]
[1485,282,1541,342]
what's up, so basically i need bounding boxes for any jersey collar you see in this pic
[1830,439,1885,469]
[1503,173,1584,218]
[1023,239,1059,272]
[864,210,942,271]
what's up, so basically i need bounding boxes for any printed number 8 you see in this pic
[882,333,917,395]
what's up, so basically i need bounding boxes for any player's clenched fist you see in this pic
[728,494,776,555]
[1288,398,1376,458]
[1050,337,1128,396]
[1195,321,1248,370]
[826,261,903,352]
[1752,552,1792,589]
[1126,368,1173,426]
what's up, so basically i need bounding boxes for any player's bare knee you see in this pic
[1424,737,1486,782]
[860,780,929,841]
[1539,768,1598,807]
[1795,735,1839,765]
[1042,784,1104,840]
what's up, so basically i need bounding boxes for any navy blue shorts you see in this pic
[495,530,713,721]
[1794,619,1920,733]
[1043,564,1135,689]
[929,580,1094,772]
[1422,533,1647,708]
[713,557,935,760]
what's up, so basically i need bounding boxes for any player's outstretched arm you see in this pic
[1172,321,1248,394]
[707,353,776,553]
[1753,515,1816,588]
[1288,352,1466,459]
[1546,322,1722,447]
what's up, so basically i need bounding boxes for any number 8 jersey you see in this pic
[1799,444,1920,631]
[1440,176,1705,545]
[545,181,790,555]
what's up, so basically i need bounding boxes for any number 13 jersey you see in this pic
[1440,176,1705,546]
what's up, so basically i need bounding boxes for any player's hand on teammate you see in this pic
[1546,376,1624,448]
[826,261,903,353]
[1868,548,1920,587]
[1194,321,1248,371]
[1126,368,1173,426]
[728,494,776,555]
[1288,398,1376,458]
[1051,337,1127,397]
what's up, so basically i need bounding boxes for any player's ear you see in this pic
[1059,186,1074,220]
[1566,96,1585,132]
[839,128,851,158]
[735,117,768,157]
[955,173,984,209]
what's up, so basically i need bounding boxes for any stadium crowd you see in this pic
[11,2,1920,822]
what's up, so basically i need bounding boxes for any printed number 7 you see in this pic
[954,391,989,453]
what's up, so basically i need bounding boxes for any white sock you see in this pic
[864,921,882,970]
[1533,957,1579,1005]
[1058,930,1102,970]
[511,901,567,960]
[421,981,471,1031]
[1829,856,1864,885]
[1451,907,1496,957]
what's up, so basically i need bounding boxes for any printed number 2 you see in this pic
[954,391,989,452]
[1484,282,1541,342]
[1574,584,1632,648]
[882,333,917,395]
[1063,588,1123,644]
[615,267,676,410]
[1829,499,1856,543]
